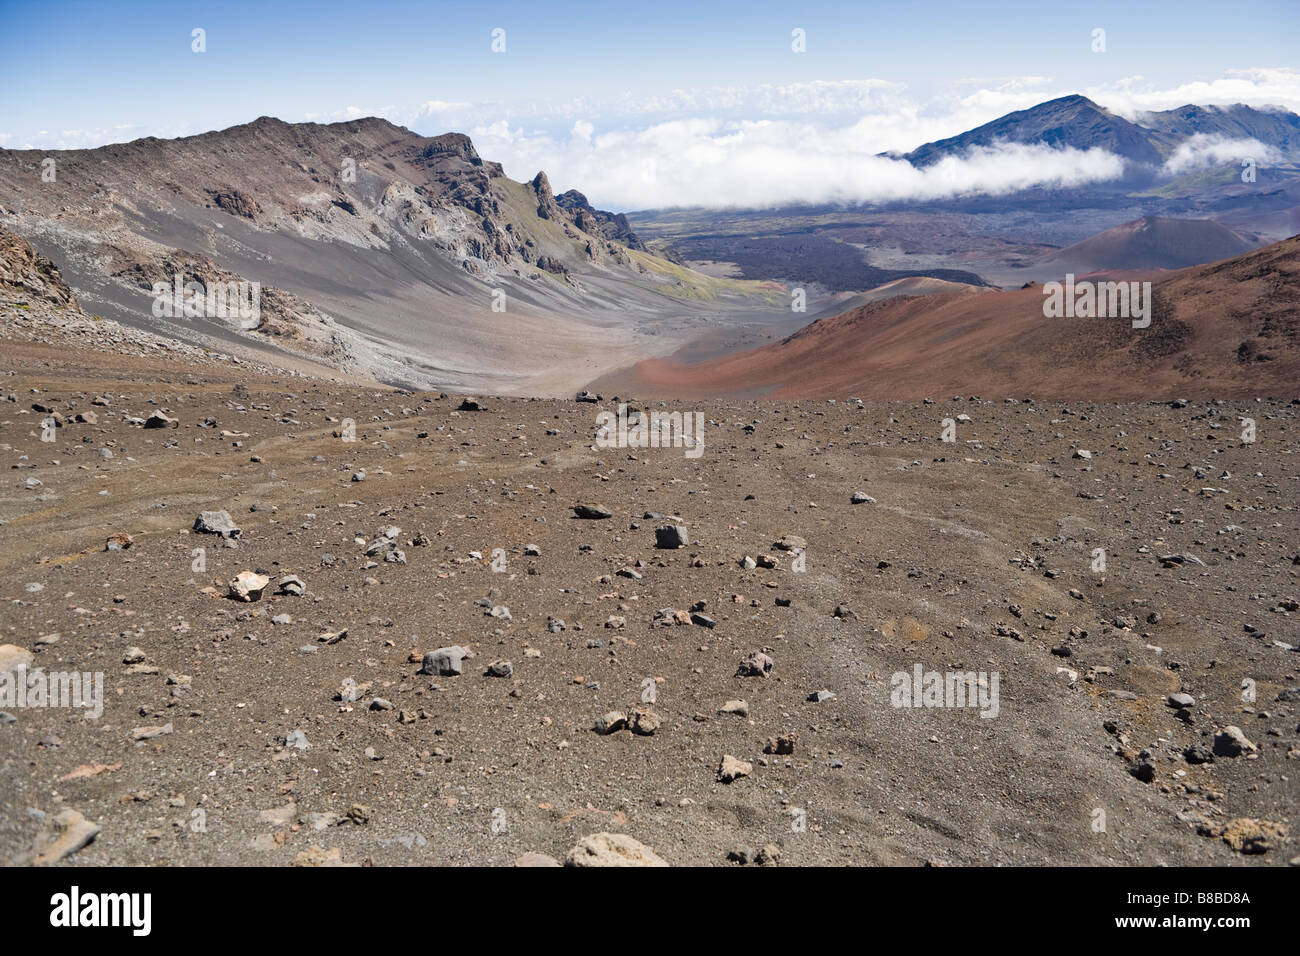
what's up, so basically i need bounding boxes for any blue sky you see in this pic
[2,0,1297,208]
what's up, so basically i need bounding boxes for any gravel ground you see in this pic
[1,347,1296,866]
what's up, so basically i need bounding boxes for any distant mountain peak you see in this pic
[904,93,1163,167]
[904,94,1300,171]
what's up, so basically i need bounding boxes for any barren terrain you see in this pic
[1,333,1296,866]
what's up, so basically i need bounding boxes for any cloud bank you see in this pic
[471,118,1127,210]
[458,67,1300,210]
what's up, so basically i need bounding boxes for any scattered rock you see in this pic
[143,412,178,429]
[516,851,561,867]
[278,575,305,596]
[0,644,34,673]
[228,571,270,602]
[736,651,774,677]
[1213,725,1257,757]
[131,722,173,741]
[629,708,660,735]
[764,733,798,755]
[193,509,240,538]
[654,524,689,549]
[718,754,752,783]
[593,711,627,735]
[564,832,668,867]
[1202,818,1289,854]
[421,646,469,677]
[291,845,351,867]
[32,808,100,864]
[1129,758,1156,783]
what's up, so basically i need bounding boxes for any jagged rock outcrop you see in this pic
[531,172,563,221]
[0,229,79,308]
[556,189,646,250]
[205,186,262,220]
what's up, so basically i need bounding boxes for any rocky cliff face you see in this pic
[0,229,79,309]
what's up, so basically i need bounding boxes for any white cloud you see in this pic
[1092,67,1300,118]
[457,68,1300,209]
[1162,134,1279,175]
[472,117,1126,210]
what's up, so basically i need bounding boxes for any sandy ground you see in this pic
[0,341,1295,866]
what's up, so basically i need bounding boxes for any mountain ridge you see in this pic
[902,94,1300,169]
[0,115,774,393]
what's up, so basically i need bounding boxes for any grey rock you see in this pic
[655,525,689,549]
[593,711,627,734]
[421,646,468,677]
[143,412,178,429]
[278,575,305,596]
[193,509,240,539]
[1213,726,1256,757]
